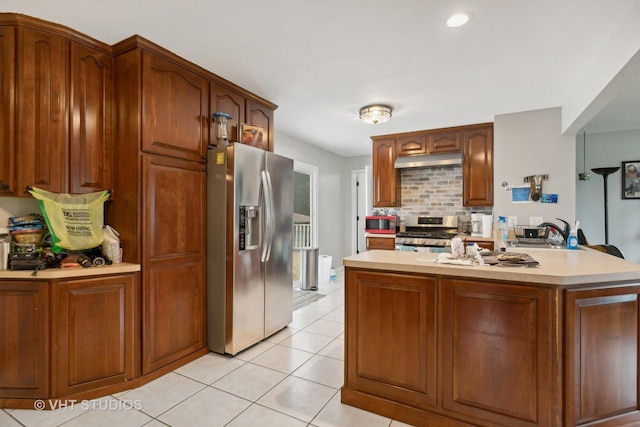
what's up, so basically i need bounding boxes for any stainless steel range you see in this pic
[395,215,458,252]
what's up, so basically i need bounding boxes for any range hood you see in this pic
[394,152,463,169]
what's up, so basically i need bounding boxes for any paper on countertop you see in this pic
[419,252,486,267]
[450,237,464,258]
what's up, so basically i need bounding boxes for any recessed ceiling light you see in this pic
[446,13,469,28]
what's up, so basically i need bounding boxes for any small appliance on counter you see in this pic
[471,213,483,237]
[365,215,397,234]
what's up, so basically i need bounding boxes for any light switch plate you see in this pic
[508,216,518,228]
[530,216,543,226]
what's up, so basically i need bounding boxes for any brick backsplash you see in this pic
[380,166,491,221]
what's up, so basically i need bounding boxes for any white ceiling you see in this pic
[4,0,640,157]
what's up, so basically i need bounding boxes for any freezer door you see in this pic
[228,143,266,355]
[264,151,294,336]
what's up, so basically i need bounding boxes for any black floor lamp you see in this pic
[591,167,620,244]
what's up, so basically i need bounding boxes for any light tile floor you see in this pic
[1,268,413,427]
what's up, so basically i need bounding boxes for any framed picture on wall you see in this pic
[622,160,640,199]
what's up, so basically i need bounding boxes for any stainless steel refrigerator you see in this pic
[207,142,293,355]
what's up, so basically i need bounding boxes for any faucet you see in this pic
[539,218,571,243]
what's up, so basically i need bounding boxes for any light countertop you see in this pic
[0,262,140,280]
[343,247,640,286]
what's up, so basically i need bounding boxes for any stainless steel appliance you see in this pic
[395,215,458,252]
[365,215,397,234]
[207,143,293,355]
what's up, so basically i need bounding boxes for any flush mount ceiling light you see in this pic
[359,104,393,124]
[446,13,469,27]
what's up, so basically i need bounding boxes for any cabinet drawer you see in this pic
[366,237,396,250]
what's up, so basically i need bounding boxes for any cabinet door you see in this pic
[428,130,461,153]
[0,26,16,195]
[564,285,640,427]
[246,99,274,152]
[0,281,49,398]
[372,139,397,207]
[440,277,553,426]
[142,155,206,373]
[396,135,426,156]
[69,42,113,193]
[142,51,208,162]
[52,274,136,396]
[345,270,437,409]
[210,82,245,144]
[462,126,493,206]
[16,27,67,194]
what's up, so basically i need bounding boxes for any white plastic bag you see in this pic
[102,225,122,264]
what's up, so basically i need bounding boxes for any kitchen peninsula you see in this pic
[342,248,640,427]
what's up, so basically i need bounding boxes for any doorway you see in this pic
[292,161,318,283]
[351,167,370,255]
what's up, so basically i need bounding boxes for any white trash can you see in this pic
[318,255,332,285]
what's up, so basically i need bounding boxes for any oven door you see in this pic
[395,243,448,253]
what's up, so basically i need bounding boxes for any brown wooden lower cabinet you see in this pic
[345,270,437,409]
[564,285,640,427]
[343,267,640,427]
[0,272,139,407]
[0,281,49,399]
[142,260,205,374]
[440,277,553,426]
[52,275,136,397]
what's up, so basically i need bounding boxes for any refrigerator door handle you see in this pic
[261,170,274,262]
[266,171,275,261]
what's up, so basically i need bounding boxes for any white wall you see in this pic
[274,132,349,263]
[493,107,576,227]
[576,129,640,263]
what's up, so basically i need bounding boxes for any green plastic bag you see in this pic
[28,187,110,253]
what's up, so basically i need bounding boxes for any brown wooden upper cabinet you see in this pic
[372,138,398,207]
[0,15,113,196]
[395,129,462,158]
[15,26,68,195]
[396,135,427,156]
[429,129,461,153]
[462,125,493,206]
[141,51,209,163]
[371,123,493,208]
[246,100,274,152]
[69,41,113,193]
[210,83,275,152]
[0,25,17,195]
